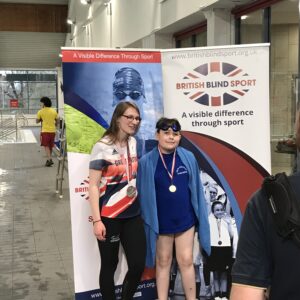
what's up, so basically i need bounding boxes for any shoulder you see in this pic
[237,188,272,248]
[289,172,300,192]
[48,108,57,115]
[139,147,157,163]
[290,171,300,178]
[244,188,269,222]
[90,138,115,166]
[91,138,110,153]
[177,146,195,158]
[177,147,197,168]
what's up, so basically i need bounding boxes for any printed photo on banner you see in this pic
[63,62,163,157]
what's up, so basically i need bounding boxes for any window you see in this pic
[174,22,207,48]
[240,10,264,44]
[233,0,299,173]
[0,70,57,114]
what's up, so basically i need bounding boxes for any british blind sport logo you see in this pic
[75,178,89,200]
[177,62,256,106]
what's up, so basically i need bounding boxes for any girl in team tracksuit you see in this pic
[89,101,146,300]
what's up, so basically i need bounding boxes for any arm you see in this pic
[88,168,106,241]
[55,113,60,128]
[224,216,234,239]
[230,284,266,300]
[231,191,271,295]
[231,219,238,258]
[36,110,42,124]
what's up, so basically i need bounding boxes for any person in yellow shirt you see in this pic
[36,97,59,167]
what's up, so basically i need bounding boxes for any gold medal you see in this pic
[169,184,177,193]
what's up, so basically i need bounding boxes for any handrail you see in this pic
[56,119,67,198]
[0,112,29,142]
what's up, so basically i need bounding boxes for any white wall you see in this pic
[90,3,111,47]
[67,0,207,48]
[113,0,160,47]
[160,0,202,28]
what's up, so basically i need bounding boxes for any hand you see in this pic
[93,221,106,241]
[222,214,232,224]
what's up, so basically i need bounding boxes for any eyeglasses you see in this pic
[114,91,143,100]
[122,115,142,122]
[157,123,181,132]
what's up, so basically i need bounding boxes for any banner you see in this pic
[161,44,270,297]
[62,49,163,299]
[62,44,270,300]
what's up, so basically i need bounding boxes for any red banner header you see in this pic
[62,50,161,63]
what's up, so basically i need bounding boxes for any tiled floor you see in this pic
[0,140,74,300]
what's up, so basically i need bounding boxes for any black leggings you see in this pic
[97,216,146,300]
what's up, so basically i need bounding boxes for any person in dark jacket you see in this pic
[231,170,300,300]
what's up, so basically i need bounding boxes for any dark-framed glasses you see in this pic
[157,122,181,132]
[114,91,143,100]
[122,115,142,122]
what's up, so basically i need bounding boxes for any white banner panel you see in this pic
[162,44,271,171]
[62,48,162,300]
[161,44,271,298]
